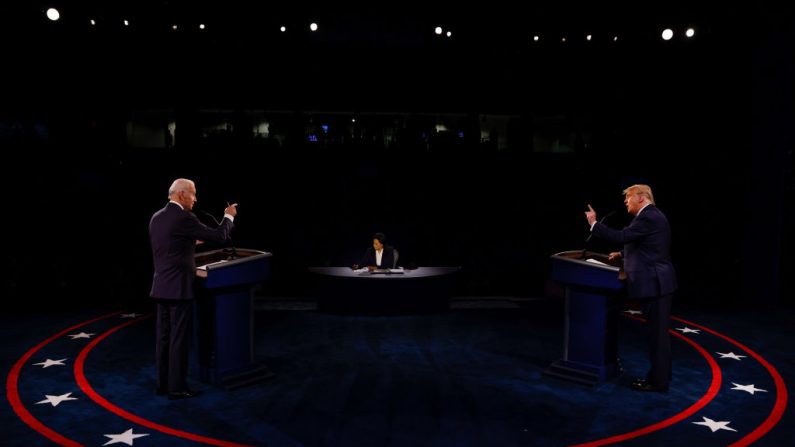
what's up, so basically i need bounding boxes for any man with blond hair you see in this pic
[585,184,677,392]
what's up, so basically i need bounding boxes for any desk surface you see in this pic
[308,266,460,279]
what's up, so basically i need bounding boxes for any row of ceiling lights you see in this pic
[45,8,696,41]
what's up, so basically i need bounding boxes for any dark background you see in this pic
[1,2,791,310]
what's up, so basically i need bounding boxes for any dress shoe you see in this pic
[630,379,668,393]
[167,389,201,400]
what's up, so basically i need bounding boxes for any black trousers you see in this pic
[641,294,672,388]
[155,299,193,393]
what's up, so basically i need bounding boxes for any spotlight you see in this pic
[434,26,442,35]
[123,20,129,26]
[280,26,286,32]
[46,8,59,21]
[446,31,452,37]
[685,28,695,38]
[310,22,318,31]
[90,19,96,26]
[661,29,673,41]
[533,35,539,41]
[199,24,205,30]
[586,34,592,41]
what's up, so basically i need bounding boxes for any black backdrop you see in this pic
[1,3,791,310]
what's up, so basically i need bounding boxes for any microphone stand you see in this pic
[583,210,617,259]
[198,210,237,260]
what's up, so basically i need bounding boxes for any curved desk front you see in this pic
[308,267,460,313]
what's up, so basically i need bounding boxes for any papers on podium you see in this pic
[370,268,405,274]
[352,267,405,274]
[197,259,229,270]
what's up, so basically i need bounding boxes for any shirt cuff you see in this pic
[223,214,235,223]
[590,222,596,231]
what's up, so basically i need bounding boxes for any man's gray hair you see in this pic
[168,178,194,198]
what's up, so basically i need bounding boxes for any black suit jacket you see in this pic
[359,246,396,269]
[149,202,234,300]
[592,205,677,299]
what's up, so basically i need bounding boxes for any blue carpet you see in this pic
[2,302,793,446]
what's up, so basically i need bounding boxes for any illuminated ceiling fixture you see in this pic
[46,8,60,21]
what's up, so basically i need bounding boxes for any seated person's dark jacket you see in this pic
[359,246,396,269]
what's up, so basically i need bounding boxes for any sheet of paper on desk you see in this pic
[585,258,608,266]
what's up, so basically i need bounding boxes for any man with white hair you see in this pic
[149,178,237,399]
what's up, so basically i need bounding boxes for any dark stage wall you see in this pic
[1,4,791,310]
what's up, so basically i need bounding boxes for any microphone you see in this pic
[197,209,237,260]
[584,210,617,256]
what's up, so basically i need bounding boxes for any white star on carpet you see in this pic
[120,313,141,318]
[692,416,737,433]
[623,309,642,315]
[68,332,95,339]
[716,351,747,360]
[103,428,150,446]
[731,382,768,395]
[676,327,700,334]
[33,358,67,368]
[35,392,78,407]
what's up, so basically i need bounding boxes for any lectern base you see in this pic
[212,362,276,390]
[543,359,621,387]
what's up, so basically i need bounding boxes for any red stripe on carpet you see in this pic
[672,316,788,447]
[569,314,722,446]
[6,311,121,447]
[73,315,255,447]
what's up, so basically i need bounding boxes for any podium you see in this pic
[193,248,273,389]
[544,250,624,386]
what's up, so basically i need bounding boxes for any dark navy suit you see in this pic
[359,246,396,269]
[592,205,677,388]
[149,202,233,393]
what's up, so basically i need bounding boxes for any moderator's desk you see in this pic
[308,267,460,314]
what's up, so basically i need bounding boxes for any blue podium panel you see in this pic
[192,248,273,389]
[545,250,624,386]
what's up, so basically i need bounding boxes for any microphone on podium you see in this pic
[583,209,617,257]
[198,208,237,260]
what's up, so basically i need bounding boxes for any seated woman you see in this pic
[353,232,396,270]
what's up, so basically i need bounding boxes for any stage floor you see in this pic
[2,300,792,446]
